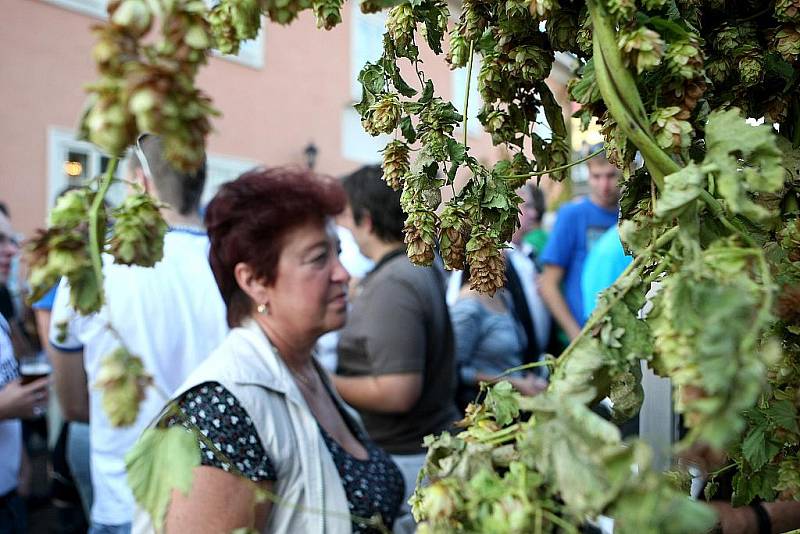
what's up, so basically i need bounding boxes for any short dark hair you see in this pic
[586,143,612,169]
[134,135,206,216]
[528,184,546,223]
[341,165,404,243]
[205,167,346,327]
[0,202,8,218]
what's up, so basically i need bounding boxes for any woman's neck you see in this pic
[255,315,316,372]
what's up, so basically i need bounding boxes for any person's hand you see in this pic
[0,377,50,420]
[511,374,548,396]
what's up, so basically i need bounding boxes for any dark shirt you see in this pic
[168,382,405,533]
[336,250,459,455]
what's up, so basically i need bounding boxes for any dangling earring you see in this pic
[257,303,269,315]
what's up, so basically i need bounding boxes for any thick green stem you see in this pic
[588,0,679,187]
[463,39,475,148]
[89,158,118,304]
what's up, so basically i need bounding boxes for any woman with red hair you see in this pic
[135,167,405,534]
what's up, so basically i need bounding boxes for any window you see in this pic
[42,0,264,69]
[343,4,390,164]
[47,127,259,210]
[47,127,127,209]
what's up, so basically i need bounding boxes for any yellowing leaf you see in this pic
[126,426,201,530]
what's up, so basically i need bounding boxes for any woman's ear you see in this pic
[233,262,269,308]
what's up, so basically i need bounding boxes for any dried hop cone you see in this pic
[466,228,505,295]
[651,106,693,154]
[387,3,417,57]
[776,0,800,22]
[774,25,800,62]
[208,0,261,55]
[404,211,437,266]
[262,0,313,25]
[96,347,153,427]
[108,193,168,267]
[364,94,402,136]
[313,0,343,30]
[381,140,410,191]
[439,206,468,271]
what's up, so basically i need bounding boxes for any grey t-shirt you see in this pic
[336,250,459,455]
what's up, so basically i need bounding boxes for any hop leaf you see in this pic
[108,193,168,267]
[126,426,201,531]
[96,347,154,427]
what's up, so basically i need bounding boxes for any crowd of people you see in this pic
[0,137,630,533]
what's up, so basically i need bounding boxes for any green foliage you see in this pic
[126,426,201,530]
[96,346,154,427]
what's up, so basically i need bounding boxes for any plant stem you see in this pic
[494,359,554,380]
[501,148,605,180]
[89,157,117,307]
[463,39,475,148]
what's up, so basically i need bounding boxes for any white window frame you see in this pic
[41,0,264,69]
[48,127,259,210]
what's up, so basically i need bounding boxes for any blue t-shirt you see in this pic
[581,226,632,322]
[540,197,618,326]
[31,285,57,311]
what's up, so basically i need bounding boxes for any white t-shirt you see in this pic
[0,316,22,496]
[49,229,228,525]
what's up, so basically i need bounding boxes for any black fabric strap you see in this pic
[504,258,538,364]
[751,502,772,534]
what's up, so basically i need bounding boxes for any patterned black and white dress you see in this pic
[166,382,406,533]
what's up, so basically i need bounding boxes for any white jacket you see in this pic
[133,319,353,534]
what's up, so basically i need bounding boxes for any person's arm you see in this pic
[539,264,581,340]
[47,346,89,422]
[334,276,426,413]
[711,500,800,533]
[47,281,89,422]
[332,373,422,413]
[166,466,273,533]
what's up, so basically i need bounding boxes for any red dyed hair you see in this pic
[205,166,347,327]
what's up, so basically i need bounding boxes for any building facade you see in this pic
[1,0,573,237]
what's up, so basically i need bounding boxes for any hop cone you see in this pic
[208,0,261,55]
[109,193,168,267]
[776,0,800,22]
[774,25,800,62]
[439,206,468,271]
[528,0,558,19]
[666,39,703,80]
[108,0,152,38]
[387,4,417,58]
[466,228,505,295]
[404,211,437,266]
[619,27,665,73]
[262,0,313,25]
[447,30,469,69]
[705,56,731,84]
[607,0,635,20]
[364,94,402,136]
[460,0,488,42]
[651,106,693,154]
[381,140,410,191]
[546,10,579,52]
[737,50,765,87]
[313,0,343,30]
[96,347,153,427]
[509,45,555,83]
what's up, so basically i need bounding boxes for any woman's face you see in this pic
[266,218,350,339]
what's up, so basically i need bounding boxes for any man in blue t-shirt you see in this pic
[539,151,620,342]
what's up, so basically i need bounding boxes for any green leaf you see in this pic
[741,424,780,470]
[419,79,435,103]
[399,115,417,143]
[765,399,800,434]
[484,381,520,427]
[446,138,467,166]
[126,426,201,530]
[358,62,385,94]
[655,162,704,219]
[393,70,417,97]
